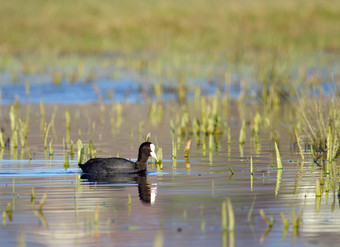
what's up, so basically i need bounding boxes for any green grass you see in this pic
[0,0,339,54]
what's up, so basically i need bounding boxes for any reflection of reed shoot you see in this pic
[292,210,302,233]
[153,231,164,247]
[221,201,227,231]
[280,212,289,230]
[128,194,132,206]
[315,179,322,197]
[274,141,283,169]
[4,202,13,222]
[293,126,304,160]
[227,198,234,232]
[39,192,48,212]
[248,198,256,224]
[221,199,234,232]
[94,203,99,228]
[2,211,6,225]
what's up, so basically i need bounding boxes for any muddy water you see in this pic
[0,102,339,247]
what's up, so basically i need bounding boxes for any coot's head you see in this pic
[139,142,157,161]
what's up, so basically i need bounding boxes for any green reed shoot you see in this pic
[293,126,304,160]
[27,145,32,160]
[274,141,283,169]
[252,111,261,137]
[43,122,51,150]
[39,192,48,212]
[39,101,45,130]
[228,166,234,175]
[184,139,192,157]
[326,126,339,161]
[239,120,246,144]
[208,134,213,150]
[156,147,162,162]
[0,131,4,148]
[65,112,71,143]
[320,172,324,185]
[62,137,66,153]
[18,119,27,147]
[31,186,35,202]
[145,132,151,142]
[9,105,18,148]
[250,156,253,175]
[70,140,75,159]
[88,140,97,159]
[77,139,84,164]
[310,145,316,161]
[12,178,15,196]
[227,127,231,144]
[49,139,53,156]
[259,209,274,227]
[170,121,176,158]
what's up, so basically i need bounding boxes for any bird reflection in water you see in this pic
[80,173,156,204]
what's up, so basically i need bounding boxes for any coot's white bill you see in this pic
[150,144,157,160]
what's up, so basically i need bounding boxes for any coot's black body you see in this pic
[78,142,157,174]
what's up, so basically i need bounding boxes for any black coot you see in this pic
[78,142,157,174]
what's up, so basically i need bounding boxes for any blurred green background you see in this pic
[0,0,339,55]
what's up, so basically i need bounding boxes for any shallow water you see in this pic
[0,101,340,247]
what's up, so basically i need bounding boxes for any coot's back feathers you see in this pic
[78,157,135,174]
[78,142,157,174]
